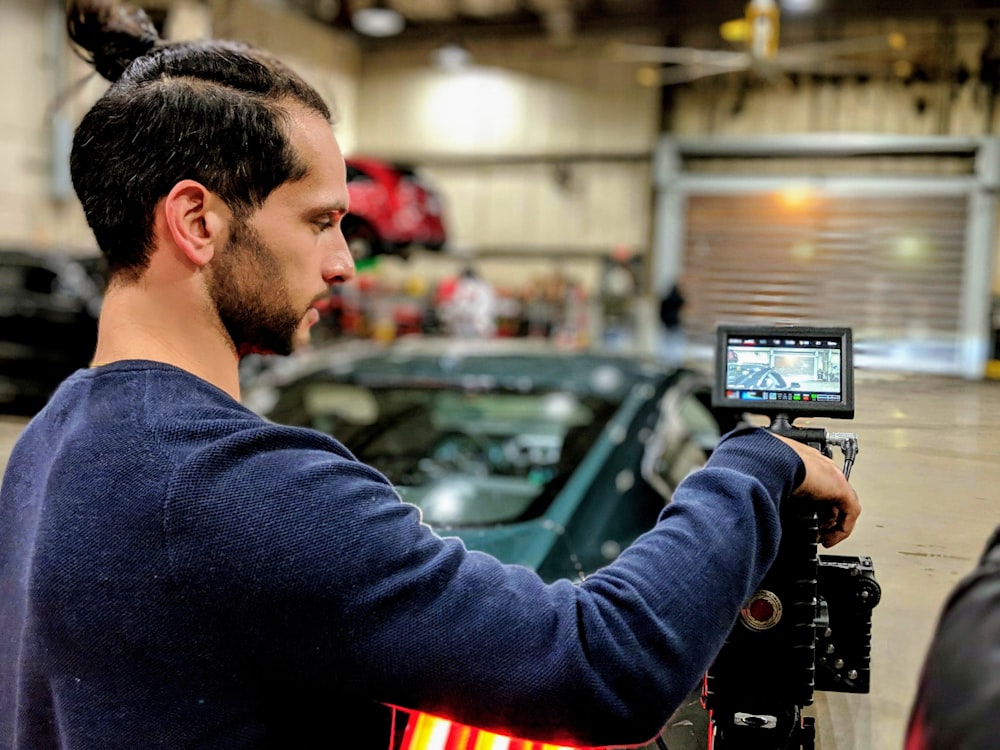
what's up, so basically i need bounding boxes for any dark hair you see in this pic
[67,0,333,279]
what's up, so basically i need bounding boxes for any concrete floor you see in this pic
[805,370,1000,750]
[1,370,997,749]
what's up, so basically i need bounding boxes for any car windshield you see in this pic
[269,382,616,527]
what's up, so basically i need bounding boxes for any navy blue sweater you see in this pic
[0,361,801,749]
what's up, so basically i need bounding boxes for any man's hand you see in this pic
[771,433,861,548]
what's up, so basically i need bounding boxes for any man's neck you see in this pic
[92,276,242,401]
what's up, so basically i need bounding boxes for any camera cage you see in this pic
[712,324,855,420]
[703,324,876,750]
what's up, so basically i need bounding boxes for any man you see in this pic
[0,1,860,748]
[657,280,686,367]
[904,525,1000,750]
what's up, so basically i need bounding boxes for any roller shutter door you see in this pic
[681,192,967,372]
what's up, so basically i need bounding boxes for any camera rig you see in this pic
[704,325,881,750]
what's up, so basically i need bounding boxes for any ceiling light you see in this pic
[430,42,472,71]
[351,3,405,37]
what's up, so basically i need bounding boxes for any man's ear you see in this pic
[161,180,230,268]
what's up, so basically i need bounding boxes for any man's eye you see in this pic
[315,213,344,231]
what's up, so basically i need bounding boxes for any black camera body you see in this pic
[704,325,880,750]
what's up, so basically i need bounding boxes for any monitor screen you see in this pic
[712,325,854,419]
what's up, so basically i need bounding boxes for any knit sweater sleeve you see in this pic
[164,424,798,747]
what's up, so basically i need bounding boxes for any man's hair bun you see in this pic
[67,0,161,82]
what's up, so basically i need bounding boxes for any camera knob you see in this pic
[855,577,882,609]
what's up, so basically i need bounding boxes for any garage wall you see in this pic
[348,15,1000,303]
[0,0,360,256]
[353,34,662,270]
[670,18,1000,137]
[645,14,1000,371]
[5,4,1000,308]
[0,0,76,250]
[356,36,660,155]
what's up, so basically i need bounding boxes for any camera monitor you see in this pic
[712,325,854,419]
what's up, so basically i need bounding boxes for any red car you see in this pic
[343,156,447,260]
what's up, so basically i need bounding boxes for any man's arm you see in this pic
[167,424,857,747]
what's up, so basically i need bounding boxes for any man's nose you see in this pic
[324,231,356,285]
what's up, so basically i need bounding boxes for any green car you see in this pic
[245,339,873,750]
[245,339,729,748]
[244,339,727,582]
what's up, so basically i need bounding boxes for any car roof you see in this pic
[256,339,678,402]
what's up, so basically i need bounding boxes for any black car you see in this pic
[0,249,104,414]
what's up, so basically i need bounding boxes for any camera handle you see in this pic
[766,414,858,479]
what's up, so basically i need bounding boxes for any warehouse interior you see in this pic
[2,0,1000,748]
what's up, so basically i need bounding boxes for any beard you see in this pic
[207,218,304,357]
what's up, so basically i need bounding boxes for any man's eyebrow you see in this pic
[311,201,349,215]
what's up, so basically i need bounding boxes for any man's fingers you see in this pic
[817,485,861,547]
[771,432,862,547]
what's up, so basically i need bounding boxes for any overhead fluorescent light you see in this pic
[352,4,405,37]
